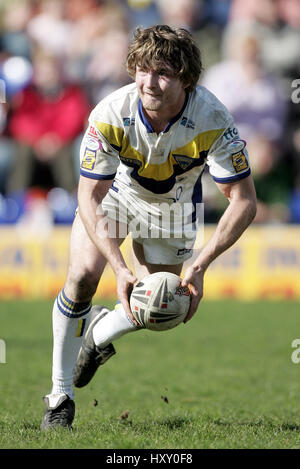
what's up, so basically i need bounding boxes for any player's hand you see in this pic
[116,267,139,325]
[181,266,204,323]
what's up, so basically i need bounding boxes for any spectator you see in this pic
[0,0,298,225]
[85,27,131,104]
[155,0,223,69]
[203,24,287,142]
[285,78,300,222]
[124,0,162,30]
[1,0,36,59]
[229,0,300,78]
[0,102,15,194]
[26,0,70,57]
[62,0,128,86]
[202,0,232,28]
[201,23,289,222]
[6,50,89,194]
[277,0,300,31]
[156,0,203,31]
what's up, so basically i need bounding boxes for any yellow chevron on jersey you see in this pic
[79,83,250,197]
[94,121,124,149]
[120,136,174,181]
[119,128,225,182]
[170,128,225,161]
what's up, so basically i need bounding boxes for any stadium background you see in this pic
[0,0,299,301]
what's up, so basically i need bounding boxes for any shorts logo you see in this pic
[81,149,96,170]
[177,248,192,256]
[175,285,190,296]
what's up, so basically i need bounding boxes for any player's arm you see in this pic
[182,174,257,322]
[77,175,138,323]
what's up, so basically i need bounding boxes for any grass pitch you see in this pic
[1,299,300,449]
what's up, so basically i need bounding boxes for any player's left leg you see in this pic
[41,214,110,430]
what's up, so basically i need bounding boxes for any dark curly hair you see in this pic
[126,25,203,92]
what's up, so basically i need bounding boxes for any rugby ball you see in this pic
[130,272,191,331]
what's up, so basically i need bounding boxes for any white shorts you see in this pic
[101,180,196,265]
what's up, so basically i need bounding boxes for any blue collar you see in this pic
[138,93,189,134]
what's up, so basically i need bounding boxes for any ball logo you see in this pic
[175,284,190,296]
[130,272,190,331]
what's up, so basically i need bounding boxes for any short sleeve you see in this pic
[79,121,120,180]
[206,122,251,183]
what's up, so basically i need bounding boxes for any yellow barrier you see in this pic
[0,225,299,300]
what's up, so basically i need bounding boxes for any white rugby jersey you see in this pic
[79,83,250,206]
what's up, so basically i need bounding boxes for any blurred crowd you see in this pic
[0,0,300,228]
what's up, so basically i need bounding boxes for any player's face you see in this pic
[135,65,187,114]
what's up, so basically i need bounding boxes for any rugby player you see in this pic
[41,25,257,430]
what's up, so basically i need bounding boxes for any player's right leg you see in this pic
[41,213,109,430]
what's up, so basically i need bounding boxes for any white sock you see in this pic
[92,303,139,349]
[51,289,91,400]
